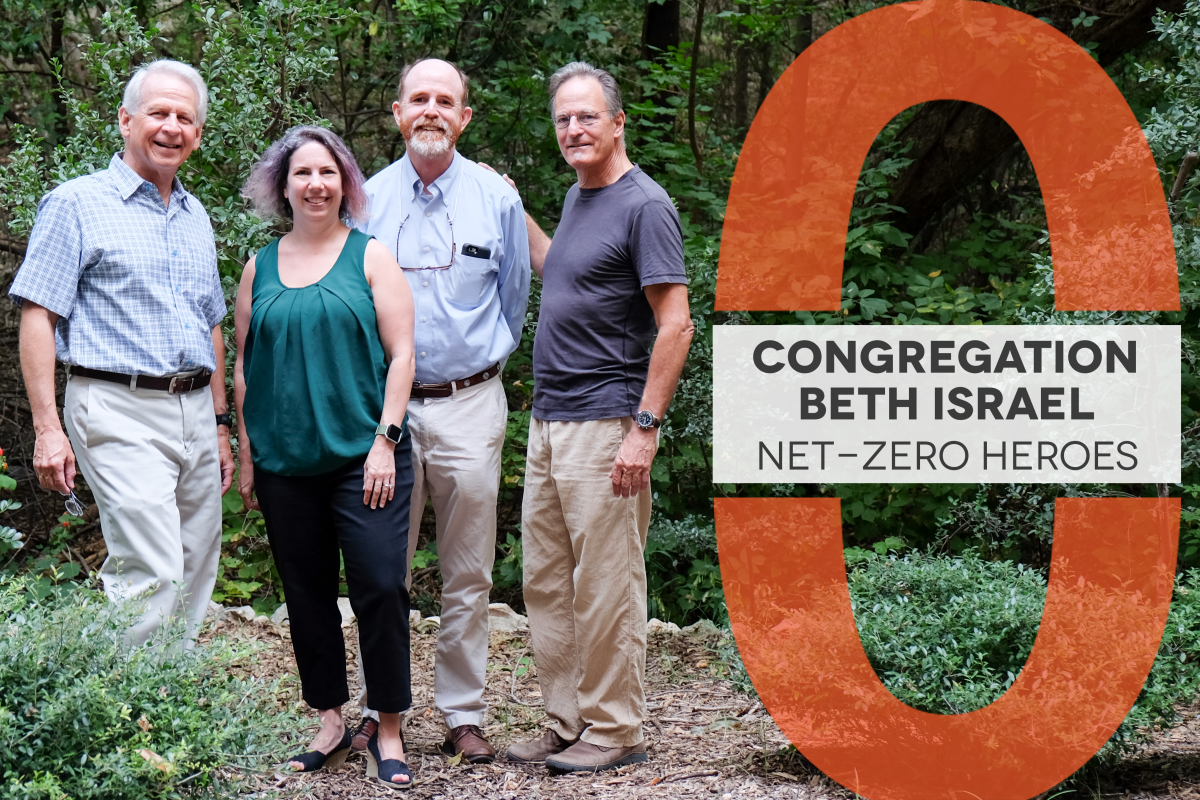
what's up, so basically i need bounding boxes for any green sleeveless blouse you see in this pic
[243,229,390,476]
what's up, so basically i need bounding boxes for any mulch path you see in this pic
[205,614,1200,799]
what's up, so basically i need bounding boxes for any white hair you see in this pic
[121,60,208,127]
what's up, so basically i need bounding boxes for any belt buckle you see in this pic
[129,374,139,392]
[168,376,180,394]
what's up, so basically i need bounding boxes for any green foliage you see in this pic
[645,515,726,626]
[0,450,23,556]
[848,552,1200,754]
[215,489,280,613]
[850,549,1045,715]
[493,532,523,592]
[0,578,301,798]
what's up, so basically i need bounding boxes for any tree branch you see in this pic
[687,0,707,173]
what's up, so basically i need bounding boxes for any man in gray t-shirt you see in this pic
[505,62,693,773]
[532,168,686,420]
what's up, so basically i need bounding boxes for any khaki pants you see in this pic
[63,374,223,647]
[521,416,653,748]
[360,376,506,727]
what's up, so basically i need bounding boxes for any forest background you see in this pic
[3,0,1200,782]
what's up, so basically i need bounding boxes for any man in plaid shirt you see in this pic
[11,60,234,646]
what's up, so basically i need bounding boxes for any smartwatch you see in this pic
[375,421,403,444]
[215,413,233,429]
[635,410,661,430]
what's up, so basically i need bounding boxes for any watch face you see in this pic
[637,410,655,428]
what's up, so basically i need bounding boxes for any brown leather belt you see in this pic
[411,363,500,399]
[69,365,213,394]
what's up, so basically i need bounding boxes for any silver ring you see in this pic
[384,483,393,488]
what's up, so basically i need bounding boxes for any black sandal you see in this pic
[285,727,353,772]
[365,728,413,791]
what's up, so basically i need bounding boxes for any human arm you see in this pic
[497,197,531,346]
[476,163,552,278]
[19,302,76,493]
[364,238,416,509]
[232,256,258,511]
[609,281,694,498]
[12,191,86,493]
[211,325,234,494]
[525,213,552,278]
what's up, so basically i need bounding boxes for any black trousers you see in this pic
[255,436,414,713]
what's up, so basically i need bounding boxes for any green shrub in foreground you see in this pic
[848,551,1200,753]
[0,578,302,799]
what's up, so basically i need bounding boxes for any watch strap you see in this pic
[636,410,662,429]
[215,413,233,429]
[375,421,403,444]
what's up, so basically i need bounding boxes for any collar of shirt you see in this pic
[399,151,463,217]
[110,152,189,211]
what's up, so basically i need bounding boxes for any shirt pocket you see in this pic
[445,247,499,308]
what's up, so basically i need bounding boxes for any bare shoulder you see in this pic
[363,236,399,268]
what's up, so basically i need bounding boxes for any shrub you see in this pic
[0,579,301,798]
[848,551,1200,752]
[849,549,1045,715]
[645,514,726,626]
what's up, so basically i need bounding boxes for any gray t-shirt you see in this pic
[532,167,687,421]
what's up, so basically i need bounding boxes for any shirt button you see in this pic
[425,211,432,217]
[421,317,427,323]
[424,247,430,252]
[423,281,429,287]
[420,352,426,357]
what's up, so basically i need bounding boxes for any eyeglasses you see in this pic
[554,111,611,129]
[396,213,456,271]
[60,490,85,517]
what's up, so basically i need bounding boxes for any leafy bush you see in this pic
[848,551,1200,751]
[645,514,726,626]
[0,579,301,798]
[849,549,1045,715]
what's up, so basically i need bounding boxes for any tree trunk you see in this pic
[642,0,680,63]
[639,0,681,146]
[734,38,750,131]
[887,0,1185,237]
[794,12,812,57]
[688,0,707,171]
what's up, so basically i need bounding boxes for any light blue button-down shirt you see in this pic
[9,152,225,375]
[358,152,530,384]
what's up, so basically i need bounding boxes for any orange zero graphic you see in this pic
[715,1,1181,797]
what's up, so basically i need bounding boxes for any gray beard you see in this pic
[406,129,453,158]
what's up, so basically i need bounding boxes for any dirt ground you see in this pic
[204,614,1200,800]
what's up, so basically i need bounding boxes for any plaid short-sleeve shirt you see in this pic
[9,152,226,375]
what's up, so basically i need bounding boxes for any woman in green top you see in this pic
[235,126,416,790]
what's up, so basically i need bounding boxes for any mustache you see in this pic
[413,120,449,134]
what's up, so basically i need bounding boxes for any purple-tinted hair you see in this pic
[241,125,368,222]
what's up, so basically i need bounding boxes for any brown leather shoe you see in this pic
[545,739,648,772]
[350,718,378,753]
[505,728,576,763]
[440,724,496,764]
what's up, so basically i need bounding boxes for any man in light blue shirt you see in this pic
[354,58,530,763]
[11,60,234,647]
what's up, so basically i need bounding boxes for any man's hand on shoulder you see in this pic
[477,162,519,194]
[609,425,658,498]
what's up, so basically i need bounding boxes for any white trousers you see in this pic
[64,375,223,647]
[361,376,506,727]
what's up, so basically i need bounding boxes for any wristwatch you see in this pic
[375,421,403,444]
[636,410,661,430]
[215,413,232,429]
